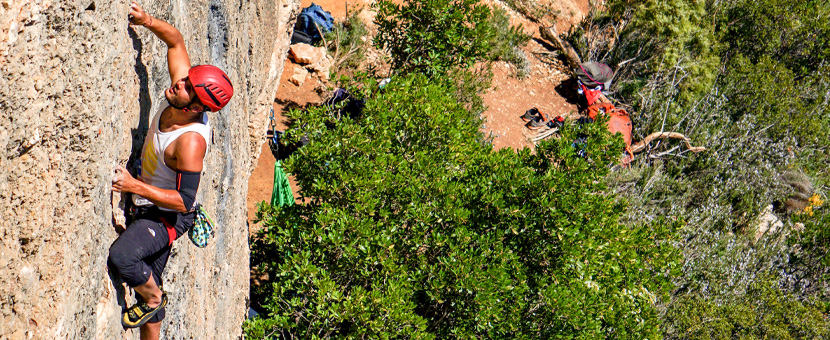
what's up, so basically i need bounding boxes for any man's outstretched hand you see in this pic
[128,1,153,27]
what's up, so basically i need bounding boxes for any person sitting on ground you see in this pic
[109,2,233,338]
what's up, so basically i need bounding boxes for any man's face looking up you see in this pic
[166,76,206,113]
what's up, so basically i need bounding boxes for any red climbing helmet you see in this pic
[188,65,234,112]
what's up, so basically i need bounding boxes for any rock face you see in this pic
[0,0,298,339]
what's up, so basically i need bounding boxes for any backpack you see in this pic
[587,103,634,157]
[291,3,334,45]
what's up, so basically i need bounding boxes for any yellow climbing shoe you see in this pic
[121,293,168,328]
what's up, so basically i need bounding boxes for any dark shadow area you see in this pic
[114,26,153,230]
[532,36,579,68]
[555,78,586,112]
[532,37,556,51]
[127,26,152,174]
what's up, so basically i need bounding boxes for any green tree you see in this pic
[719,0,830,77]
[664,279,828,339]
[244,75,678,339]
[373,0,496,76]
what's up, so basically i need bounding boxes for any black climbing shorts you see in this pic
[108,207,194,323]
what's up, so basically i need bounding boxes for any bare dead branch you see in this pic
[631,132,706,154]
[538,24,582,70]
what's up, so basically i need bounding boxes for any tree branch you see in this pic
[631,132,706,154]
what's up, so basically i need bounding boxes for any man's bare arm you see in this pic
[173,132,208,173]
[113,171,189,212]
[129,1,190,83]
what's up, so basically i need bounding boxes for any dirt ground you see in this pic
[245,0,591,229]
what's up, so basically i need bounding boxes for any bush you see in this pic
[244,74,679,339]
[575,0,830,337]
[593,0,830,233]
[325,11,370,72]
[374,0,527,77]
[788,206,830,298]
[664,278,829,339]
[600,0,720,104]
[486,8,531,78]
[718,0,830,77]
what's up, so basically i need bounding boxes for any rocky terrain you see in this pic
[0,0,298,338]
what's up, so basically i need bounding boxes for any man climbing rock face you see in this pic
[109,2,233,338]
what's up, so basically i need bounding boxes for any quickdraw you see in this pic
[267,108,282,159]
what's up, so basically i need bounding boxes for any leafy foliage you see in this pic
[373,0,528,78]
[590,0,830,233]
[245,75,678,339]
[602,0,720,103]
[719,0,830,77]
[487,8,531,78]
[573,0,830,337]
[373,0,495,76]
[788,206,830,298]
[246,0,830,338]
[664,279,828,339]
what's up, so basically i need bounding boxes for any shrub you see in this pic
[601,0,720,104]
[718,0,830,77]
[788,206,830,299]
[664,278,829,339]
[325,10,370,72]
[593,0,830,233]
[487,8,531,78]
[575,0,830,337]
[245,74,679,339]
[373,0,516,77]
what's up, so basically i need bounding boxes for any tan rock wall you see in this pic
[0,0,298,338]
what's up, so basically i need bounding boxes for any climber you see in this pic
[108,2,233,338]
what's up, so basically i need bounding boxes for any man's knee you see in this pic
[108,239,150,287]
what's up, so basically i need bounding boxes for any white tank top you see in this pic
[133,104,211,211]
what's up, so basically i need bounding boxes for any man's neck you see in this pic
[161,106,202,131]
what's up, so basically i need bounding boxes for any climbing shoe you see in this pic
[521,107,541,122]
[526,116,547,130]
[121,293,168,329]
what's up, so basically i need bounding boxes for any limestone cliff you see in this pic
[0,0,298,338]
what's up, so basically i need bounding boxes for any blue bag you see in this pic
[292,3,334,45]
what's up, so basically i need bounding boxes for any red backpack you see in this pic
[587,103,634,157]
